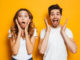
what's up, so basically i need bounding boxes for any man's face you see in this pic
[50,9,62,28]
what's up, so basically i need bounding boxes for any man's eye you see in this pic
[57,14,60,15]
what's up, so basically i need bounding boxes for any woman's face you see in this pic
[17,11,30,29]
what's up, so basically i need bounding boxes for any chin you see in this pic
[21,26,25,29]
[52,24,58,28]
[53,26,57,28]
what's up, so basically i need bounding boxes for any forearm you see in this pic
[12,32,21,54]
[25,32,33,54]
[61,32,77,53]
[40,30,50,54]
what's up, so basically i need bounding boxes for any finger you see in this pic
[28,21,30,26]
[16,19,20,28]
[27,20,31,26]
[64,18,68,27]
[25,20,30,29]
[29,20,31,23]
[44,18,48,25]
[16,19,19,26]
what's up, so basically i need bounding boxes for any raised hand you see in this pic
[16,19,22,33]
[44,18,51,31]
[25,20,31,32]
[61,19,68,33]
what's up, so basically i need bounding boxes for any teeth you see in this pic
[53,20,58,22]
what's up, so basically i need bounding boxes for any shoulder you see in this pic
[65,28,72,33]
[33,28,37,37]
[34,28,37,31]
[65,28,73,38]
[40,29,46,39]
[8,29,11,33]
[8,29,12,39]
[41,29,46,33]
[33,28,37,33]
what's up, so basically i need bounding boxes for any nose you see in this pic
[54,15,57,19]
[22,16,25,20]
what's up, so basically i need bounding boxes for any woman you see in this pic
[8,8,37,60]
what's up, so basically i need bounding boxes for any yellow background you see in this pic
[0,0,80,60]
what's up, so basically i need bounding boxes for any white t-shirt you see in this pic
[8,28,37,60]
[40,27,73,60]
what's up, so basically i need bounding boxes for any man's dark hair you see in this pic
[48,4,62,15]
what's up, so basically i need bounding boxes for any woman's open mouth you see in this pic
[21,22,26,27]
[22,22,25,24]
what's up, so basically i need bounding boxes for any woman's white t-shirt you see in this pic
[40,27,73,60]
[8,28,37,60]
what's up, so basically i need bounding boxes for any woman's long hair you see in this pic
[10,8,35,39]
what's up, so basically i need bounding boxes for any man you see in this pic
[38,4,77,60]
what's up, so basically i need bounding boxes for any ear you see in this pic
[60,15,62,20]
[60,15,62,18]
[49,16,51,20]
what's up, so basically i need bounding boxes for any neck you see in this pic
[52,24,61,28]
[21,30,25,38]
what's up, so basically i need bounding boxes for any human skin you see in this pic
[38,9,77,54]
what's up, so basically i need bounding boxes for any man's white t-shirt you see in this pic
[40,27,73,60]
[8,28,37,60]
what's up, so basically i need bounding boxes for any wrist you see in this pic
[25,31,28,36]
[18,30,22,33]
[47,28,51,32]
[18,31,21,37]
[61,30,65,35]
[25,30,28,34]
[25,28,28,32]
[18,31,21,34]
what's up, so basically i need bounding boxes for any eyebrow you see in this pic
[51,12,60,14]
[57,12,60,13]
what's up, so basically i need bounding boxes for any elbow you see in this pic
[71,46,77,54]
[39,49,45,54]
[27,48,33,55]
[38,46,44,54]
[27,52,32,55]
[38,45,45,54]
[27,45,34,55]
[12,51,18,56]
[72,50,77,54]
[11,47,19,55]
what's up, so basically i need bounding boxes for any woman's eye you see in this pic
[25,16,28,17]
[51,14,54,16]
[19,16,22,17]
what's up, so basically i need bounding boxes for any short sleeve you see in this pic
[65,28,73,38]
[40,29,46,39]
[33,28,37,37]
[8,29,12,39]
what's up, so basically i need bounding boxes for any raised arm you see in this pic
[38,18,51,54]
[25,20,37,55]
[61,19,77,53]
[9,19,22,55]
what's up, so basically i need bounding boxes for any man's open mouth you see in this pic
[52,20,58,22]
